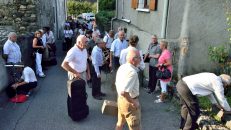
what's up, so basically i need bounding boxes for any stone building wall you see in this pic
[0,0,38,34]
[0,0,66,92]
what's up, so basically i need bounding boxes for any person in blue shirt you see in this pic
[91,38,106,100]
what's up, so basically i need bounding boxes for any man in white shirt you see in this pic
[3,32,22,63]
[61,35,90,81]
[119,35,145,70]
[7,66,37,98]
[103,30,114,50]
[120,35,145,88]
[176,73,231,130]
[115,48,141,130]
[109,31,128,70]
[91,38,106,100]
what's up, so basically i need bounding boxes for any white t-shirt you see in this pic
[103,34,114,49]
[3,39,22,63]
[64,46,88,78]
[183,72,231,111]
[41,34,47,46]
[46,31,55,44]
[116,63,139,98]
[119,46,145,70]
[78,29,85,35]
[21,67,37,83]
[64,30,73,38]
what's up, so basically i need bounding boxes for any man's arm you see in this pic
[61,61,80,78]
[120,91,139,109]
[86,62,91,80]
[149,54,160,59]
[109,51,113,68]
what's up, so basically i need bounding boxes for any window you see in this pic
[131,0,157,12]
[144,0,150,9]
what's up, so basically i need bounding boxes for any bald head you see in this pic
[126,48,141,66]
[8,32,17,42]
[76,35,87,49]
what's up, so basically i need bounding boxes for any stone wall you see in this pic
[0,0,38,34]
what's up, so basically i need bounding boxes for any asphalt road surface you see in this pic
[0,42,179,130]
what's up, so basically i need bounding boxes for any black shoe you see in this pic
[99,92,106,97]
[93,95,102,100]
[147,90,153,94]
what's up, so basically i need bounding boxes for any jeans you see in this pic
[148,66,158,92]
[176,80,200,130]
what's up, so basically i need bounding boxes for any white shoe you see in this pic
[154,99,163,103]
[156,95,161,98]
[39,74,46,78]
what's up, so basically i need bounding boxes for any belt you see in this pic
[78,71,86,74]
[119,95,139,99]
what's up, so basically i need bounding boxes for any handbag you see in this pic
[143,54,150,63]
[156,66,171,79]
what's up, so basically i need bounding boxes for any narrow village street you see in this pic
[0,42,179,130]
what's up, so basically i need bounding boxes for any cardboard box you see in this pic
[102,100,118,116]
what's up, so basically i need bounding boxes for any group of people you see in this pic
[61,23,231,130]
[3,19,231,129]
[2,27,56,100]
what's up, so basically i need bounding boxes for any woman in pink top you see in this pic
[155,40,173,103]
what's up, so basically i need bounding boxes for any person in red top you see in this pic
[155,40,173,103]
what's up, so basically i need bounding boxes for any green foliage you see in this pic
[96,11,115,32]
[199,97,212,110]
[99,0,116,11]
[208,45,229,64]
[67,1,97,16]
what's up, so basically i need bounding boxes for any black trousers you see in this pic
[113,56,120,70]
[6,81,37,98]
[91,66,102,97]
[64,38,72,51]
[148,66,158,92]
[176,80,200,130]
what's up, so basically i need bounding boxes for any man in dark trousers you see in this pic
[176,73,231,130]
[91,38,106,100]
[144,35,161,94]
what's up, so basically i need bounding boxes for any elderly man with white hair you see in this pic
[3,32,22,63]
[61,35,90,82]
[176,73,231,130]
[116,48,142,130]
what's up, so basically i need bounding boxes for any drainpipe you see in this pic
[111,0,118,30]
[161,0,169,39]
[177,0,190,79]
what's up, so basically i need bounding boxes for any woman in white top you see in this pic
[78,25,86,35]
[64,25,73,51]
[32,31,45,78]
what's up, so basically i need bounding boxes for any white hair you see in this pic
[126,47,138,63]
[8,32,17,39]
[76,35,86,45]
[220,74,231,86]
